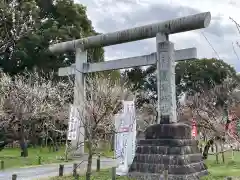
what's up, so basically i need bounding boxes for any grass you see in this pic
[0,141,113,169]
[49,169,131,180]
[203,150,240,179]
[0,146,68,169]
[48,167,238,180]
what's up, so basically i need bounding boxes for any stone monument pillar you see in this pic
[128,35,208,180]
[156,33,176,124]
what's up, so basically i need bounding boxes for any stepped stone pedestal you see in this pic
[128,121,208,180]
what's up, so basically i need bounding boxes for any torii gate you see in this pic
[49,12,211,155]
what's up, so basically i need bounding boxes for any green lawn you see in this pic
[48,167,237,180]
[203,150,240,179]
[0,142,113,169]
[49,169,131,180]
[47,167,233,180]
[0,146,68,169]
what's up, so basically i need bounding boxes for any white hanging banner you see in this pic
[115,101,136,176]
[67,105,80,140]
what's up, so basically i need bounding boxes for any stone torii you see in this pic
[49,12,211,155]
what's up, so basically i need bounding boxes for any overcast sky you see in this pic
[75,0,240,72]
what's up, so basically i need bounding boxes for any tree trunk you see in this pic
[221,141,225,163]
[203,135,207,142]
[19,138,28,157]
[203,139,214,159]
[19,123,28,157]
[86,144,93,180]
[53,134,59,152]
[215,143,219,164]
[199,143,202,153]
[30,123,37,148]
[111,135,114,151]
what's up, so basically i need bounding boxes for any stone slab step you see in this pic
[133,153,203,165]
[135,145,199,155]
[145,123,191,139]
[128,170,208,180]
[138,139,198,147]
[129,161,207,174]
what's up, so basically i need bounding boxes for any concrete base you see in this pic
[128,122,208,180]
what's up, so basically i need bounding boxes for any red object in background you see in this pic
[228,113,237,138]
[192,118,197,137]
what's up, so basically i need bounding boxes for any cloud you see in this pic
[205,20,237,38]
[76,0,240,72]
[120,4,200,27]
